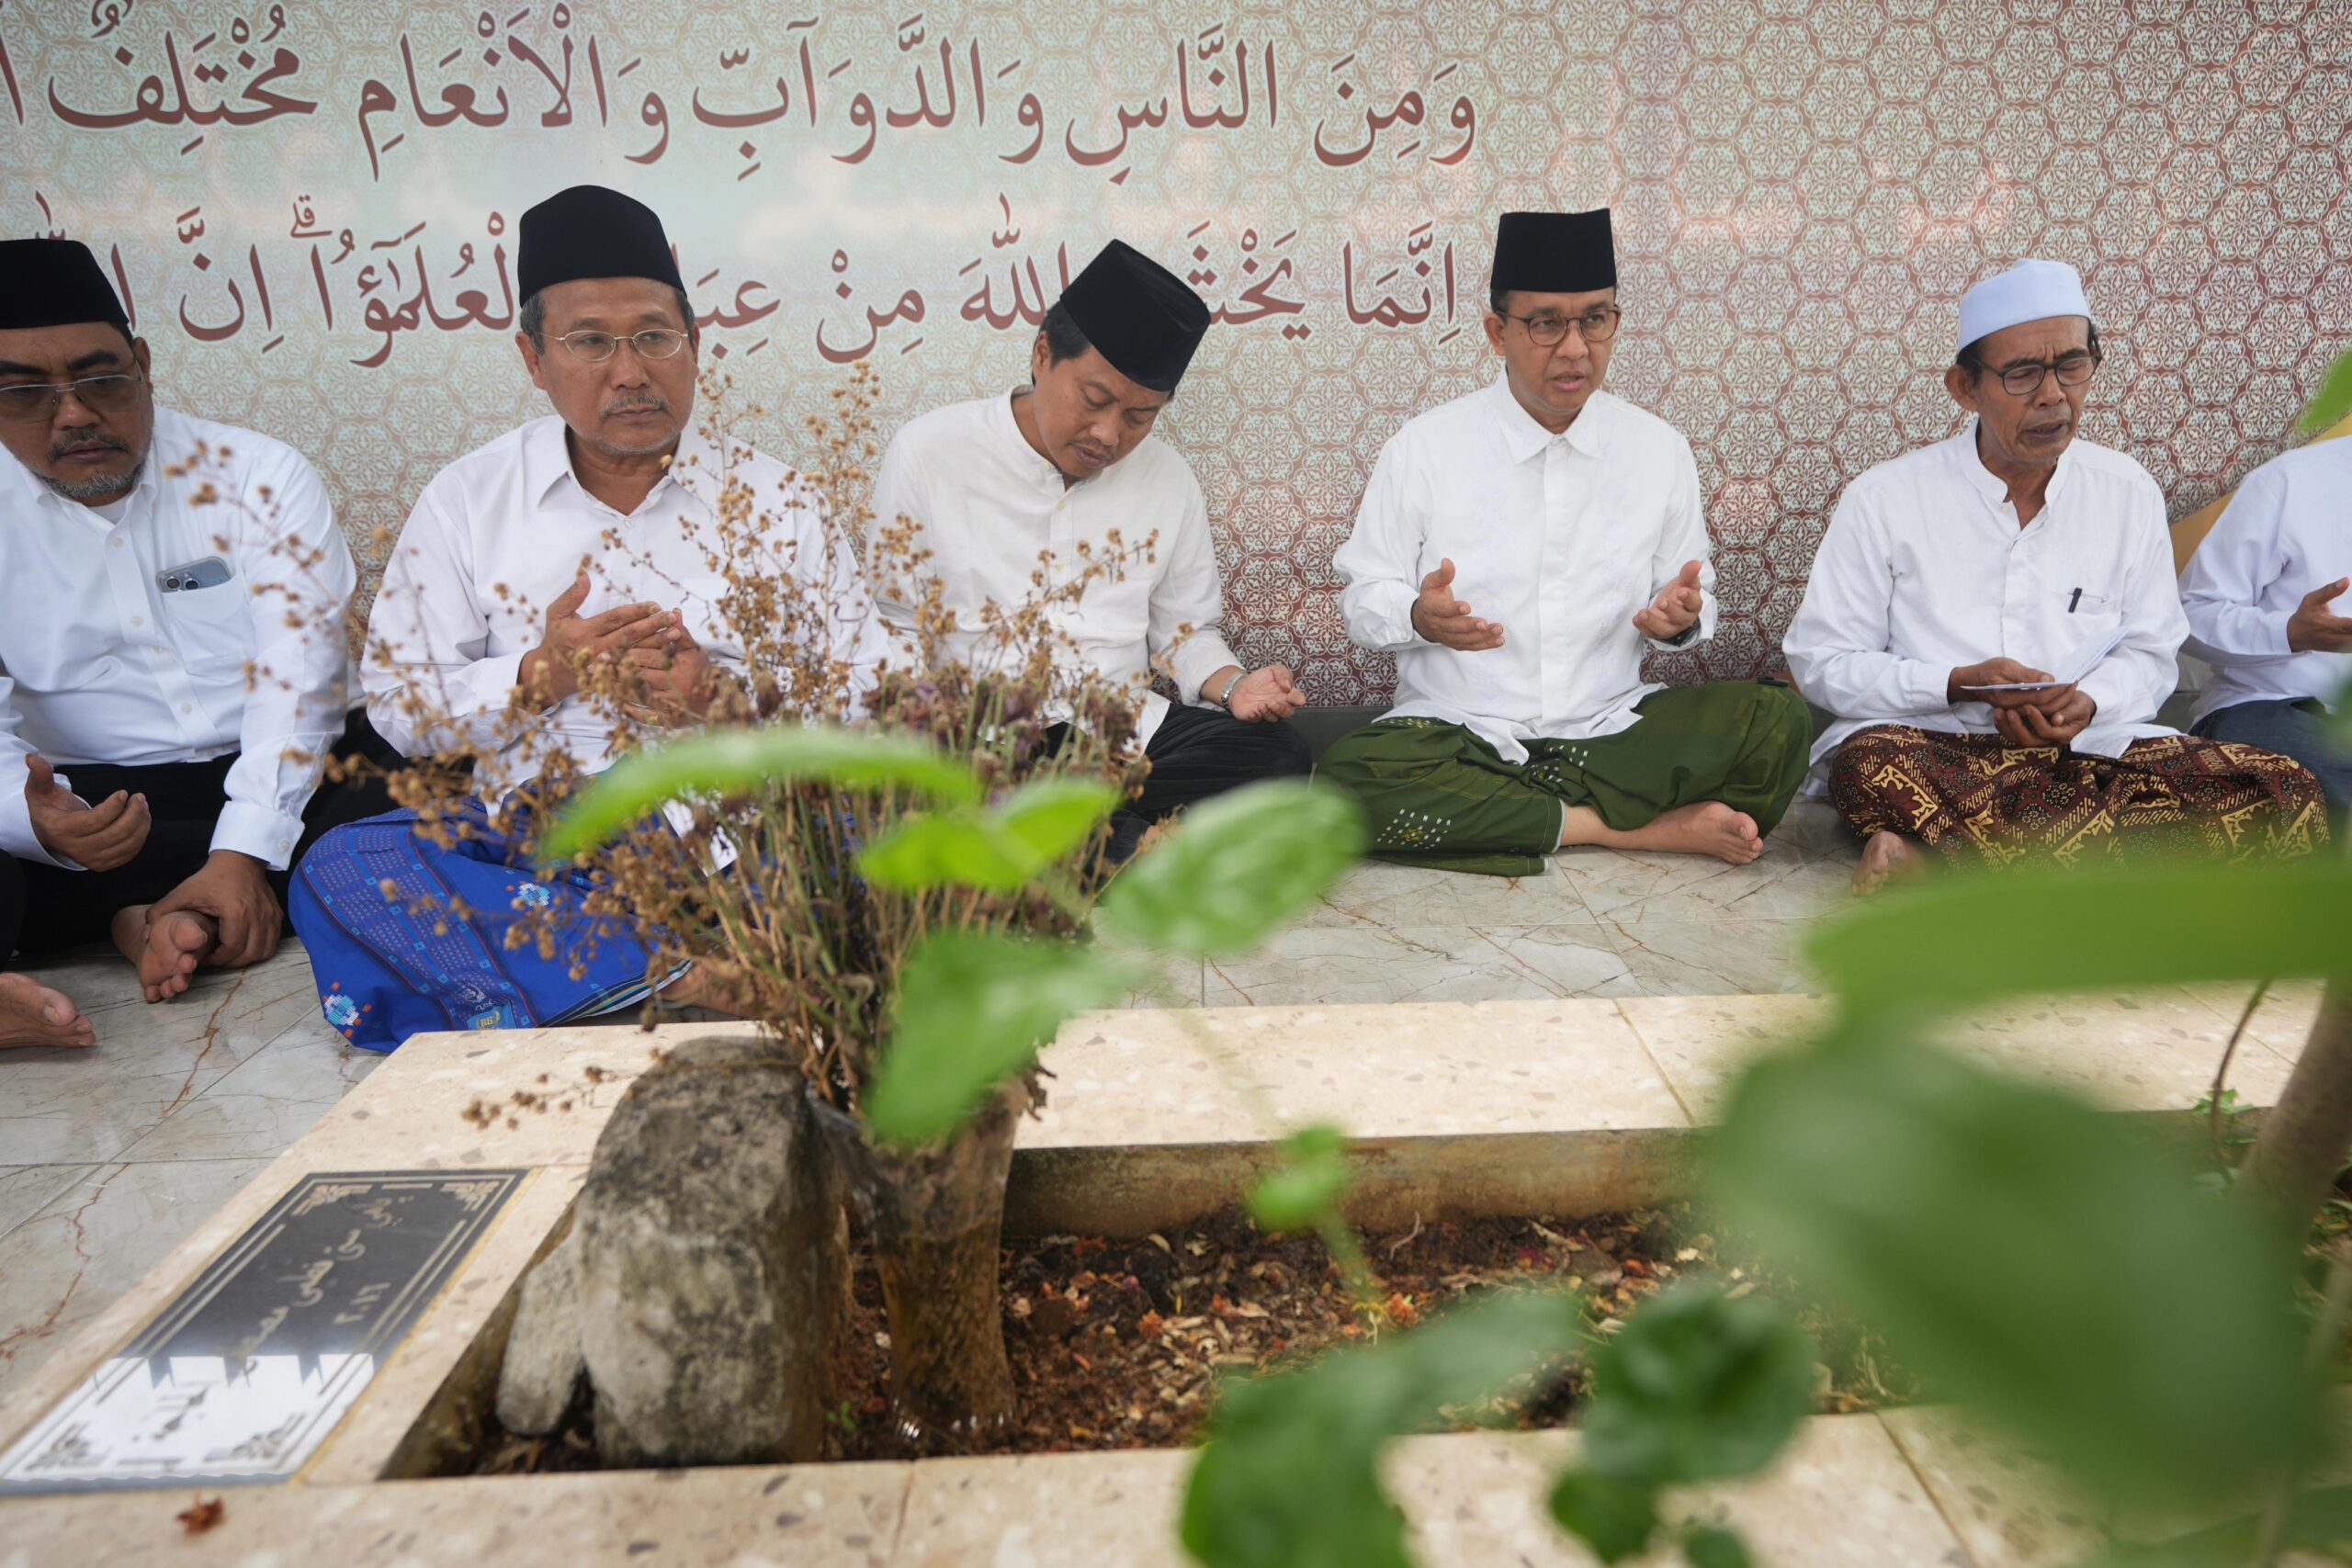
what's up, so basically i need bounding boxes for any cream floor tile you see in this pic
[0,1156,270,1406]
[1600,917,1819,997]
[896,1447,1190,1566]
[1880,1406,2103,1568]
[2179,977,2326,1062]
[1614,995,1833,1121]
[1931,987,2298,1111]
[1031,998,1688,1147]
[0,956,326,1166]
[0,1166,94,1245]
[1204,922,1634,1008]
[1298,857,1592,930]
[113,1016,382,1163]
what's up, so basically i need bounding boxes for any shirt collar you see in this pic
[1,422,157,525]
[1488,372,1605,464]
[991,389,1078,490]
[1946,419,2077,514]
[521,412,714,513]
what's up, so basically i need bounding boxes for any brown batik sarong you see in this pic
[1826,725,2331,869]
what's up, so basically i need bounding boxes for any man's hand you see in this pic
[516,573,679,708]
[1947,658,2075,712]
[617,619,720,728]
[1409,558,1506,651]
[147,850,279,968]
[2287,576,2352,654]
[1216,664,1305,722]
[1631,559,1705,640]
[25,755,151,871]
[1993,688,2098,748]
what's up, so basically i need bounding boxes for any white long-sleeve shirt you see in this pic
[2179,438,2352,723]
[1332,376,1714,764]
[866,391,1241,749]
[366,414,886,796]
[0,406,354,870]
[1784,423,2186,773]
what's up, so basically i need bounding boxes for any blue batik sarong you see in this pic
[288,797,684,1053]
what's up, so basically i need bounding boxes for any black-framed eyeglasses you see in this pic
[0,371,144,423]
[1498,305,1622,346]
[548,328,691,363]
[1977,349,2101,397]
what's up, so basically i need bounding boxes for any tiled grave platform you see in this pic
[0,965,2319,1564]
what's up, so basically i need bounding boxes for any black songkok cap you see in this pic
[1057,239,1211,392]
[1489,209,1617,296]
[0,238,130,332]
[516,185,686,303]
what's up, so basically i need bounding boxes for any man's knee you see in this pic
[1259,718,1314,779]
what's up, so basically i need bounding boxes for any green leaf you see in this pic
[2298,347,2352,434]
[1804,859,2352,1021]
[1545,1470,1659,1563]
[1579,1283,1815,1487]
[858,776,1122,893]
[537,725,980,862]
[1182,1291,1581,1568]
[1704,1030,2321,1512]
[1681,1525,1754,1568]
[1100,780,1367,956]
[861,932,1132,1145]
[1246,1123,1352,1233]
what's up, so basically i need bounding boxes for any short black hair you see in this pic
[518,285,695,348]
[1035,299,1179,396]
[1956,319,2101,376]
[1489,283,1510,315]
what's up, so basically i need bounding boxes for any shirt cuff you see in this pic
[211,800,308,872]
[1901,660,1954,715]
[2254,607,2296,658]
[2075,661,2141,728]
[0,792,78,869]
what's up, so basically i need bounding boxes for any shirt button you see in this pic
[131,615,144,626]
[179,702,192,714]
[110,538,124,549]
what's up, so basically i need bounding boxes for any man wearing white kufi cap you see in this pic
[1784,259,2328,892]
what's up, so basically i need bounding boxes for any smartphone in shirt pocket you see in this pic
[156,554,251,669]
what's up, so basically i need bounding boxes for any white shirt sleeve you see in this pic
[1644,439,1717,652]
[1148,479,1243,705]
[2078,488,2190,726]
[0,663,74,867]
[1333,438,1430,654]
[212,447,356,869]
[865,430,923,642]
[363,484,524,761]
[2179,467,2299,667]
[1783,482,1955,718]
[805,484,891,718]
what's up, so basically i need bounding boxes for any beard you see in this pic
[40,440,139,502]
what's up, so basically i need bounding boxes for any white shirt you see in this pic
[1333,377,1715,764]
[2179,438,2351,722]
[866,392,1241,748]
[0,406,355,870]
[1783,423,2186,772]
[366,415,886,796]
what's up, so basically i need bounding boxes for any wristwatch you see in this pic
[1216,670,1248,708]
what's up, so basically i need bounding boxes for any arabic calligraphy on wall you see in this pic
[5,0,2347,700]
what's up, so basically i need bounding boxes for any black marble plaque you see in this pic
[0,1168,526,1494]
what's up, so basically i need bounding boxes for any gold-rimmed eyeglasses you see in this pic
[0,371,144,423]
[548,328,692,363]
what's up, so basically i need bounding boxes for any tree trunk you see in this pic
[2242,979,2352,1224]
[812,1080,1028,1451]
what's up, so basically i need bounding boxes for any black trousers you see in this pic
[1,713,401,966]
[1105,703,1315,861]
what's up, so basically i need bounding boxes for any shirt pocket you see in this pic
[158,574,253,675]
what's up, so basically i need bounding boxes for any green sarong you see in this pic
[1317,682,1813,876]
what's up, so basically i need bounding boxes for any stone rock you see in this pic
[495,1223,584,1437]
[574,1034,846,1468]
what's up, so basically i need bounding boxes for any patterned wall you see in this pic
[4,0,2346,702]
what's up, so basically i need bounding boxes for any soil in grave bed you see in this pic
[475,1203,1917,1474]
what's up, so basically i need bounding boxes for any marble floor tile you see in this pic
[0,956,326,1167]
[0,1156,270,1405]
[1203,922,1633,1008]
[0,1166,94,1245]
[1555,834,1853,926]
[1297,857,1592,930]
[113,1017,381,1163]
[1599,917,1820,997]
[1777,797,1865,864]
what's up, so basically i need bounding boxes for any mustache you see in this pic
[603,392,671,416]
[50,431,130,461]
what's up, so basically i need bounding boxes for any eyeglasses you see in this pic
[548,328,692,363]
[1976,350,2101,397]
[0,371,144,423]
[1498,305,1622,346]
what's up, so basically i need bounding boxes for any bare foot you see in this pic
[1564,801,1765,865]
[113,905,217,1002]
[1852,830,1928,896]
[0,972,96,1049]
[655,964,744,1018]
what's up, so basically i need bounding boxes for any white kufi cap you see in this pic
[1956,259,2092,355]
